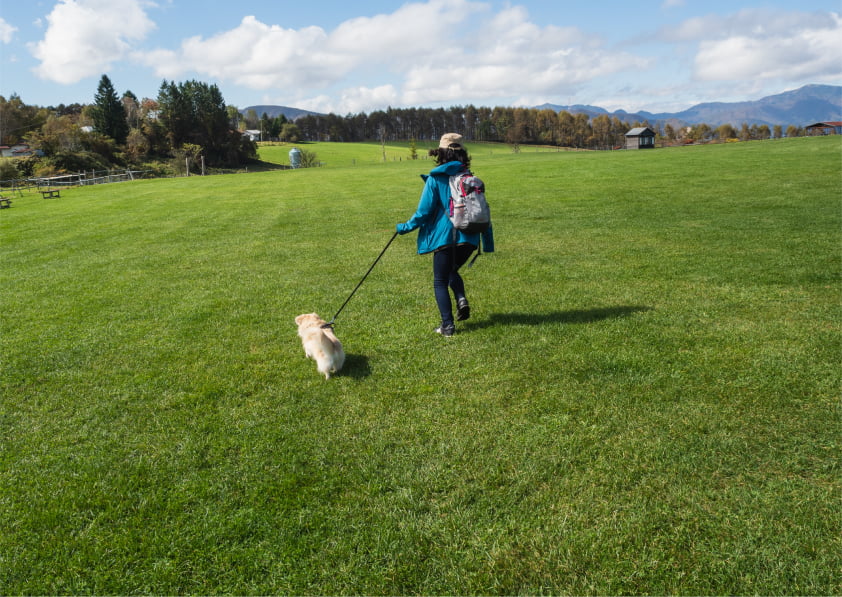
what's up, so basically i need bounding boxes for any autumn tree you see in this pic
[464,105,478,140]
[27,114,82,154]
[557,111,574,146]
[0,94,49,145]
[688,123,712,141]
[122,91,141,129]
[572,113,591,148]
[716,123,737,140]
[125,128,150,162]
[508,108,532,148]
[535,109,558,145]
[592,114,612,149]
[280,123,300,143]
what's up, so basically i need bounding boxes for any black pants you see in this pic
[432,244,475,327]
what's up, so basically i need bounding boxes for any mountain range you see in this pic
[245,84,841,127]
[240,105,323,122]
[536,84,841,127]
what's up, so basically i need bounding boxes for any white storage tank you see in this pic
[289,147,302,168]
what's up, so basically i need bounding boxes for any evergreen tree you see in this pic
[157,80,192,148]
[92,75,129,144]
[156,79,255,167]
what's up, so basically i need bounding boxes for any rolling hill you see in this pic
[240,105,323,121]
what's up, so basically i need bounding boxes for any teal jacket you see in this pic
[396,161,495,255]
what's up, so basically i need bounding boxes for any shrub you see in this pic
[13,155,40,178]
[42,150,111,174]
[298,148,319,168]
[0,158,20,181]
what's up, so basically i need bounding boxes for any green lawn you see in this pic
[1,137,839,595]
[256,138,563,167]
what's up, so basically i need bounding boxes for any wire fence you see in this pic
[0,169,158,194]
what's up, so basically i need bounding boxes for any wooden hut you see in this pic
[625,127,656,149]
[805,122,842,135]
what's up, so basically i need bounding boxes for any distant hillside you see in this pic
[532,103,610,121]
[535,84,842,127]
[241,105,324,121]
[245,85,840,128]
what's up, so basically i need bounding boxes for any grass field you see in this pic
[1,137,840,595]
[256,138,568,168]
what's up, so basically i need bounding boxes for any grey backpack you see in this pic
[448,171,491,234]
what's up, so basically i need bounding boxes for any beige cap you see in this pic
[439,133,463,149]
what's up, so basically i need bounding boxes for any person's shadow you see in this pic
[464,305,653,330]
[338,306,652,376]
[339,353,372,379]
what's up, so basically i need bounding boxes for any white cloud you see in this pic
[300,85,401,115]
[135,0,653,113]
[0,18,18,44]
[400,5,648,107]
[632,8,842,111]
[138,15,346,89]
[30,0,156,84]
[693,11,842,82]
[328,0,484,63]
[663,8,837,42]
[139,0,485,86]
[8,0,841,114]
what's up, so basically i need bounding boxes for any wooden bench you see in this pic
[0,196,11,209]
[41,189,61,199]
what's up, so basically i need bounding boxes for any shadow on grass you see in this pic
[244,160,291,172]
[340,353,372,379]
[466,305,653,330]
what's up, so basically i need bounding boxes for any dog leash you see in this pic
[322,230,399,328]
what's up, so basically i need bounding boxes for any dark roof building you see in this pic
[805,122,842,135]
[625,126,656,149]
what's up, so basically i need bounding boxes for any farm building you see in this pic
[625,127,656,149]
[805,122,842,135]
[0,143,39,158]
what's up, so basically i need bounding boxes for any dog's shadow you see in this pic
[465,305,653,330]
[339,353,372,379]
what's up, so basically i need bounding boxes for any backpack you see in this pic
[448,171,491,234]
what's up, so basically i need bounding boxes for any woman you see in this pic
[397,133,495,336]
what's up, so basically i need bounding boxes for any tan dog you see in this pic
[294,313,345,379]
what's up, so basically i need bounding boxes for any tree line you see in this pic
[0,75,258,180]
[295,106,806,149]
[0,74,811,181]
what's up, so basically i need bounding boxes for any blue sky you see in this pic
[1,0,840,114]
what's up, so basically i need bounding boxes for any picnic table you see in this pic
[41,189,61,199]
[0,196,11,208]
